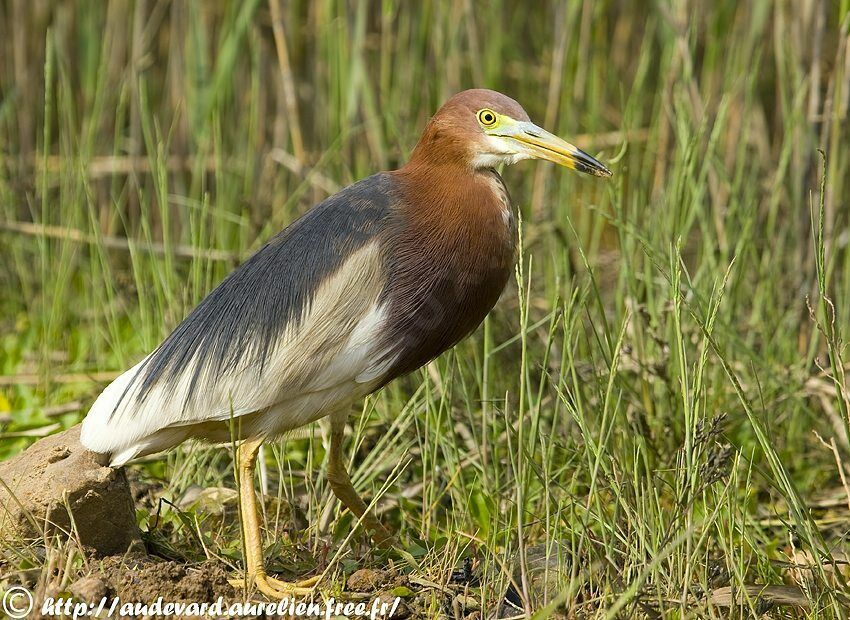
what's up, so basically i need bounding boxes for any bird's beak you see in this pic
[500,121,612,177]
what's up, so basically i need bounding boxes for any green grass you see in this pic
[2,1,850,616]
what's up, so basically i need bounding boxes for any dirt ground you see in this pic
[0,428,528,618]
[31,555,459,619]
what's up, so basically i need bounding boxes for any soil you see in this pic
[0,425,140,556]
[98,554,234,603]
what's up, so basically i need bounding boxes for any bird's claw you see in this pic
[229,572,320,599]
[371,526,397,548]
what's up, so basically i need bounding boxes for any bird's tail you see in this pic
[80,359,152,466]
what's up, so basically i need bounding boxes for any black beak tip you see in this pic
[575,159,613,178]
[573,148,612,178]
[592,164,613,178]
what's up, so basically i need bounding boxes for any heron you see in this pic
[80,89,611,598]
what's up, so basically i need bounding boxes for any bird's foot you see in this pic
[359,514,396,549]
[371,525,397,549]
[367,530,421,572]
[229,572,320,599]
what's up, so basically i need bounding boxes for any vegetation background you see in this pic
[1,0,850,617]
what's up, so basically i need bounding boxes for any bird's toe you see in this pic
[229,572,320,599]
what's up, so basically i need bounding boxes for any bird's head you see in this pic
[408,89,612,177]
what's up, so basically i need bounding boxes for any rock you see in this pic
[497,543,574,617]
[454,593,480,611]
[69,575,110,603]
[176,484,238,516]
[347,567,390,591]
[373,591,410,618]
[0,425,140,556]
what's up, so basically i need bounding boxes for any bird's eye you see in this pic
[477,109,498,127]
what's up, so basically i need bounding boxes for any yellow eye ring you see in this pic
[477,109,497,127]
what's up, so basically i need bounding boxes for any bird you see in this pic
[80,89,611,598]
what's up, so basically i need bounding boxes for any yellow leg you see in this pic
[327,413,395,547]
[230,437,320,598]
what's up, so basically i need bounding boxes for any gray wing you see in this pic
[81,173,400,461]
